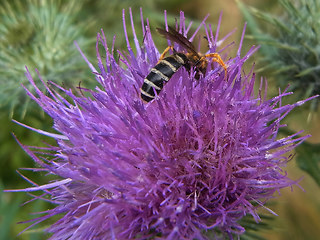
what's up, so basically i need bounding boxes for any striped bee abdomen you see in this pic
[141,53,188,102]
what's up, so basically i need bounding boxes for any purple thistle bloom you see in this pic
[9,9,315,240]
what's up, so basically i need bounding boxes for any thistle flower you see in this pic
[237,0,320,111]
[0,0,94,118]
[9,9,314,240]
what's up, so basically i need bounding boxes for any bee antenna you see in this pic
[142,30,148,43]
[203,36,210,49]
[77,81,85,97]
[174,18,178,28]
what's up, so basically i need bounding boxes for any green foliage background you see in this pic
[1,0,319,239]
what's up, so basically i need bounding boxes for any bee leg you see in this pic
[204,53,227,78]
[158,46,175,63]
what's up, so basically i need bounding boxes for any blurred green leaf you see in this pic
[296,141,320,186]
[0,184,22,240]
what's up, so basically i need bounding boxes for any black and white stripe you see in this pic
[141,53,188,102]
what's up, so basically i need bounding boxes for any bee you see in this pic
[140,27,227,102]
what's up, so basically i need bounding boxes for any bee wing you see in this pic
[157,26,198,56]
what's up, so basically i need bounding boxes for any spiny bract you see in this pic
[239,0,320,110]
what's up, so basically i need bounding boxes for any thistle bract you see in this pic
[0,0,93,117]
[238,0,320,110]
[12,9,312,240]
